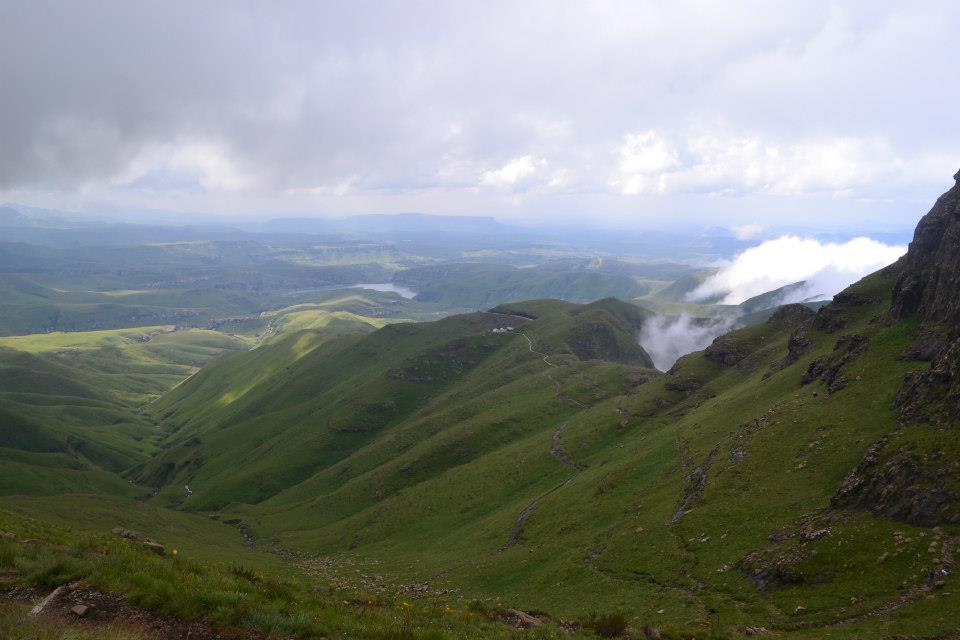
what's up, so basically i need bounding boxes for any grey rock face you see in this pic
[891,170,960,324]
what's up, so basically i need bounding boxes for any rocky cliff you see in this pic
[891,169,960,325]
[831,170,960,526]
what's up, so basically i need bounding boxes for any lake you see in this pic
[349,283,418,299]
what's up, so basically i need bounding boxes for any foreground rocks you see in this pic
[15,583,237,639]
[111,527,166,555]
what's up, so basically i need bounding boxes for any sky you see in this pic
[1,0,957,230]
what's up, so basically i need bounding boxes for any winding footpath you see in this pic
[826,533,957,628]
[501,420,584,549]
[432,327,591,579]
[518,331,586,408]
[498,332,587,549]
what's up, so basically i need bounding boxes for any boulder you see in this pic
[801,334,868,394]
[832,436,958,526]
[111,527,145,541]
[112,526,166,554]
[506,609,543,628]
[143,541,166,555]
[895,337,960,427]
[28,583,77,617]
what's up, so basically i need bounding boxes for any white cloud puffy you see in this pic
[480,156,546,188]
[614,131,680,194]
[689,235,906,305]
[612,132,954,198]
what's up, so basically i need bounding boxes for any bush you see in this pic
[583,611,628,638]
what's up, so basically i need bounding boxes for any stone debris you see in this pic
[112,527,166,555]
[506,609,543,628]
[28,582,77,617]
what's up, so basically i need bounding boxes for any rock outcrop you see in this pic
[801,333,869,394]
[111,527,166,555]
[900,328,948,362]
[888,171,960,427]
[895,337,960,427]
[831,435,959,525]
[828,171,960,527]
[891,169,960,324]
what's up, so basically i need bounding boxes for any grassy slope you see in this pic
[0,505,575,640]
[257,305,396,344]
[3,255,957,637]
[136,299,653,511]
[0,327,248,496]
[143,268,959,638]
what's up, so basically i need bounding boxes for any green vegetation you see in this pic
[124,269,959,638]
[0,326,247,497]
[394,263,650,308]
[0,507,577,639]
[257,305,398,344]
[2,206,957,637]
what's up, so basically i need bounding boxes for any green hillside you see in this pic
[394,263,650,308]
[0,327,247,496]
[101,177,957,638]
[4,178,960,638]
[134,297,654,510]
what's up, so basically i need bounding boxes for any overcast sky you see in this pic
[1,1,957,229]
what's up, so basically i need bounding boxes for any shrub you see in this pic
[583,610,628,638]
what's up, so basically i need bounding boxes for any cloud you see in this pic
[614,131,680,194]
[731,224,765,240]
[689,235,906,305]
[0,2,957,221]
[480,156,546,188]
[612,132,955,198]
[639,314,736,371]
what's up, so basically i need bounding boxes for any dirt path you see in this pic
[431,330,591,577]
[519,331,586,408]
[825,534,957,627]
[520,331,557,368]
[498,334,589,549]
[501,420,583,549]
[551,421,583,470]
[485,310,537,324]
[502,469,580,549]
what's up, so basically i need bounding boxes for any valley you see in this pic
[3,4,956,638]
[1,182,957,639]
